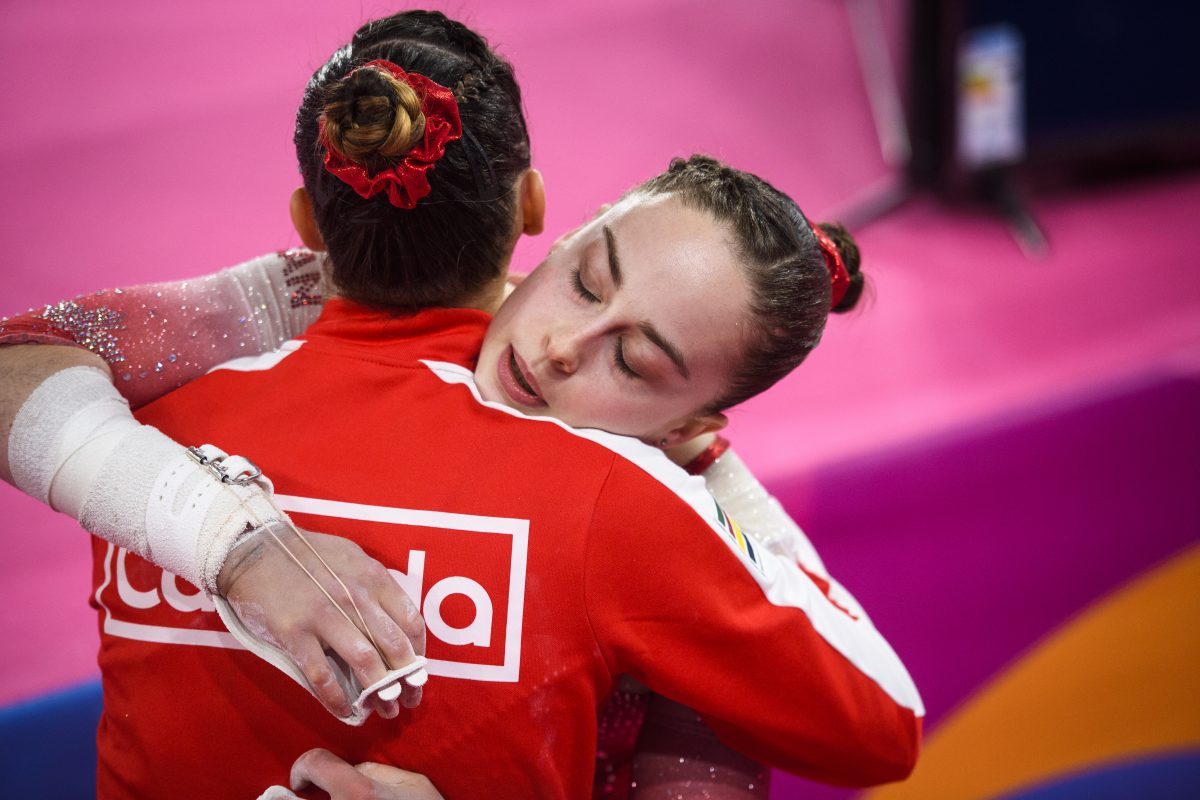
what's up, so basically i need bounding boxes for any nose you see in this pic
[545,326,584,375]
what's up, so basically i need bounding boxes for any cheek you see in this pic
[555,367,618,426]
[565,377,667,438]
[499,271,559,331]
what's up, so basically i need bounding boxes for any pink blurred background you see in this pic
[2,1,1198,798]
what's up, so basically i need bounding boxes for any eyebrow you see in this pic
[603,225,623,289]
[603,224,688,379]
[639,321,690,380]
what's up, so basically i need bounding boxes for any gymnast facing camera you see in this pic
[0,9,919,800]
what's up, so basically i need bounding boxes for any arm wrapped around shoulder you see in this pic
[584,457,923,787]
[7,365,281,590]
[4,355,428,724]
[0,250,327,409]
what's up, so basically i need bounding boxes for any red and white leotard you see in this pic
[86,298,921,799]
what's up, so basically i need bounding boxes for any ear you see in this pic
[518,169,545,236]
[655,412,728,450]
[289,187,326,252]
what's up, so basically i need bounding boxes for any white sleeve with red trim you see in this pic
[0,250,326,409]
[584,456,923,788]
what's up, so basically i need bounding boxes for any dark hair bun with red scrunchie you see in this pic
[320,64,427,174]
[815,222,864,313]
[294,9,531,310]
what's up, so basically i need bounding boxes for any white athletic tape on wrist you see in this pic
[50,394,142,518]
[82,435,283,591]
[9,366,127,507]
[140,446,280,591]
[12,366,420,721]
[9,366,282,590]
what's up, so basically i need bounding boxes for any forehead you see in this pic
[593,192,739,288]
[588,192,752,368]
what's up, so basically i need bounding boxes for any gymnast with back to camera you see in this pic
[0,10,921,799]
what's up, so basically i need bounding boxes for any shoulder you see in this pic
[584,443,770,581]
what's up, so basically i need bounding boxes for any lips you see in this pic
[497,345,546,408]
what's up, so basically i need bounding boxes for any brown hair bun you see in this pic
[320,65,425,172]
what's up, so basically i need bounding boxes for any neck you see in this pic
[323,271,508,316]
[454,272,509,315]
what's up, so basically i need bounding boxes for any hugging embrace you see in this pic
[0,9,922,800]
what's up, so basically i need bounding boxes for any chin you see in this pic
[473,354,502,403]
[479,380,504,405]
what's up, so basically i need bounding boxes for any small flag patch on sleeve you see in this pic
[714,501,762,571]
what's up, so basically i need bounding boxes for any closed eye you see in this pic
[571,266,600,303]
[614,336,640,379]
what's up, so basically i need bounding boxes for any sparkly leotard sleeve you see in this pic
[0,249,327,409]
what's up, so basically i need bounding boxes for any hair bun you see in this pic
[321,65,425,170]
[817,221,864,313]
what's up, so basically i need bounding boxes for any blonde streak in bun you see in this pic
[321,68,426,164]
[372,69,426,158]
[319,99,352,159]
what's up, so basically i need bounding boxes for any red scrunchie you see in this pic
[683,435,731,476]
[810,223,850,310]
[320,60,463,209]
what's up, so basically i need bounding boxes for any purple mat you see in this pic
[770,369,1200,798]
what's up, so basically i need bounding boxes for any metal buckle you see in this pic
[185,445,211,465]
[186,446,223,482]
[186,446,262,485]
[222,458,263,485]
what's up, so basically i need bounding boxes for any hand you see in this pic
[259,748,444,800]
[217,525,425,719]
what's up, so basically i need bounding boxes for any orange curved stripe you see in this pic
[866,542,1200,800]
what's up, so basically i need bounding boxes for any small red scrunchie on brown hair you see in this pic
[809,223,850,310]
[320,60,463,209]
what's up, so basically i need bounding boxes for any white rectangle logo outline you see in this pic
[94,494,530,683]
